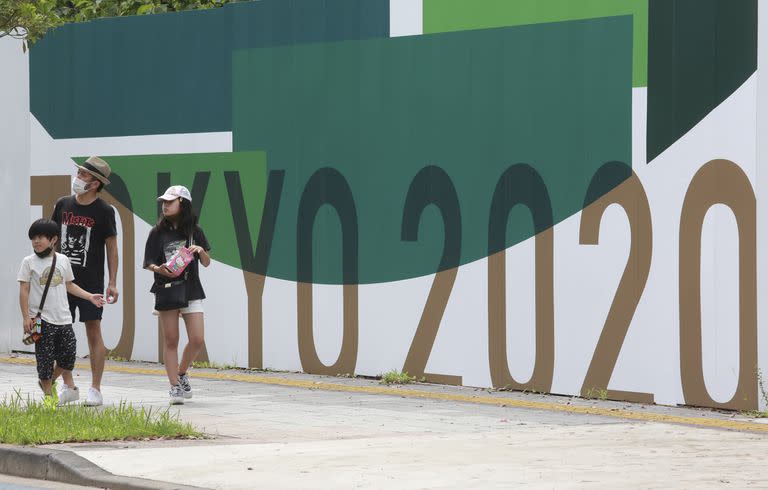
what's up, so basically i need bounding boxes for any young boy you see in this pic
[18,219,105,405]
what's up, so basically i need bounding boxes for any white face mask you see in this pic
[72,177,89,195]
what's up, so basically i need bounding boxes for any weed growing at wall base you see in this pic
[191,360,239,370]
[744,368,768,418]
[380,370,418,385]
[0,390,202,445]
[583,387,609,401]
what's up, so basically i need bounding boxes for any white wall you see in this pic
[0,37,30,354]
[757,0,768,411]
[2,6,766,410]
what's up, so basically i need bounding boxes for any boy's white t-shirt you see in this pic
[17,252,75,325]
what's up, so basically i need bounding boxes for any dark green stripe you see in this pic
[646,0,757,162]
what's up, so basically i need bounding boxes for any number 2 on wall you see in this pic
[579,162,654,403]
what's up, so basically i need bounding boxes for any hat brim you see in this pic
[74,163,111,185]
[157,193,181,202]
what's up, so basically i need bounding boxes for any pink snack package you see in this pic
[164,247,195,277]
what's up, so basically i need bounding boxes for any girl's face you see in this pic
[162,198,181,218]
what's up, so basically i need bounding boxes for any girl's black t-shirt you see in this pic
[143,225,211,300]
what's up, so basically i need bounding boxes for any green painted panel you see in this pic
[423,0,648,87]
[75,153,267,269]
[31,0,389,139]
[233,17,632,284]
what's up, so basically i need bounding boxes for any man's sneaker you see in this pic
[58,385,80,406]
[178,373,192,399]
[83,387,103,407]
[169,385,185,405]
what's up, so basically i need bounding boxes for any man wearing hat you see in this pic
[51,156,119,406]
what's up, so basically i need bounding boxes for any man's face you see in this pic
[76,168,99,191]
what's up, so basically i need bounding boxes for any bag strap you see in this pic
[36,252,57,318]
[184,229,195,280]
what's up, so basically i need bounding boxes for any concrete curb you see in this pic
[0,444,206,489]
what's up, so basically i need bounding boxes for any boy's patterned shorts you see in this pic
[34,320,76,380]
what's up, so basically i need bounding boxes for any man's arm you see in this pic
[105,235,119,302]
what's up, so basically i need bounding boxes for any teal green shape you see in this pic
[423,0,648,87]
[32,0,390,139]
[75,152,267,269]
[233,17,632,285]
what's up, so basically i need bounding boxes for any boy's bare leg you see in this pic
[52,366,76,387]
[39,378,52,395]
[61,370,75,388]
[52,363,62,383]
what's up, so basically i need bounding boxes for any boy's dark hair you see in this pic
[156,198,198,237]
[28,219,60,240]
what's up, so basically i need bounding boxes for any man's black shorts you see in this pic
[68,293,103,323]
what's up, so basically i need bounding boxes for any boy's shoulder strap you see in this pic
[36,253,57,317]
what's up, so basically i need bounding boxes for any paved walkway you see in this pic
[1,355,768,489]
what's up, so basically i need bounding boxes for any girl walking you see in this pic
[143,185,211,404]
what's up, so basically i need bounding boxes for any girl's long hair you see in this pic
[156,198,198,237]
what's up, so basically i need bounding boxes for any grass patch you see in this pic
[0,390,202,445]
[742,410,767,418]
[191,360,239,370]
[379,370,417,385]
[583,387,609,401]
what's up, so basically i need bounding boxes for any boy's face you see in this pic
[30,235,56,254]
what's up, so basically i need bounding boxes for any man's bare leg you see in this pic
[84,319,105,391]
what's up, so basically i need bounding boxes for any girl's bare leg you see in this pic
[179,312,204,375]
[160,310,181,386]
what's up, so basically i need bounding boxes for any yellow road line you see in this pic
[2,356,767,433]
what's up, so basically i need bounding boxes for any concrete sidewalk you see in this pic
[1,354,768,489]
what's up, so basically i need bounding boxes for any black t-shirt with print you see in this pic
[143,225,211,301]
[51,195,117,293]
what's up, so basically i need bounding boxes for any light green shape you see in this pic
[423,0,648,87]
[75,152,267,270]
